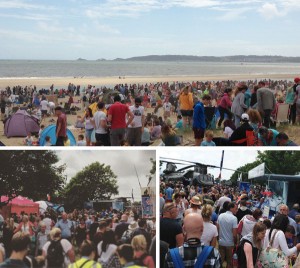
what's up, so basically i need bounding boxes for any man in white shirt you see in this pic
[40,96,49,117]
[127,97,145,146]
[93,102,110,146]
[217,202,238,268]
[215,189,231,214]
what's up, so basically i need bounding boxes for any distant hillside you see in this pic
[113,55,300,63]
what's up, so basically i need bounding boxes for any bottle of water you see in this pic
[232,252,238,268]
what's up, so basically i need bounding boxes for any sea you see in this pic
[0,60,299,79]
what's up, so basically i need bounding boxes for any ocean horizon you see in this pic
[0,60,299,79]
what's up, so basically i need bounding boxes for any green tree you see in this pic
[63,162,119,209]
[0,150,65,205]
[230,160,262,185]
[257,151,300,175]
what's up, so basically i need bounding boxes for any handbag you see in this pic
[257,230,289,268]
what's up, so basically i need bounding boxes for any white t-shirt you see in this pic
[263,229,297,257]
[97,242,117,263]
[224,126,234,138]
[43,239,72,267]
[201,221,218,246]
[163,102,172,112]
[49,102,55,109]
[94,111,107,134]
[42,218,52,235]
[128,105,144,128]
[40,100,49,111]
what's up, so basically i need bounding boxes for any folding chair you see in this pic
[273,103,289,126]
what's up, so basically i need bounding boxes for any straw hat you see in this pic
[190,196,201,206]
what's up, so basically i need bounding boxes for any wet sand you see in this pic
[0,73,298,89]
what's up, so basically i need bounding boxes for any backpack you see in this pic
[121,229,132,244]
[170,246,214,268]
[236,239,252,268]
[47,240,65,268]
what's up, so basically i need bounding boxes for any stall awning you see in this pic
[250,174,300,182]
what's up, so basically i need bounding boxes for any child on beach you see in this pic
[64,136,70,146]
[77,134,86,146]
[23,132,34,146]
[75,115,85,129]
[201,130,216,146]
[163,99,172,121]
[44,136,52,146]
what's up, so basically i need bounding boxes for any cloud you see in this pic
[217,7,252,21]
[0,13,52,21]
[258,2,286,19]
[0,0,55,11]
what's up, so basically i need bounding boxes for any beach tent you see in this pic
[0,196,39,218]
[4,110,40,137]
[39,124,76,146]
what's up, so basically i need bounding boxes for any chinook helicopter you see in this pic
[160,157,216,187]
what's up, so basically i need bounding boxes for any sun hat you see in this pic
[190,196,202,206]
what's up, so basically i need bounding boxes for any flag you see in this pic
[238,173,242,182]
[131,189,134,202]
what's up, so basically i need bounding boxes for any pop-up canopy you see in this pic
[0,196,39,218]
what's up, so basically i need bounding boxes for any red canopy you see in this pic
[0,196,39,218]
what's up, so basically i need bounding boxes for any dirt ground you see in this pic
[0,96,299,146]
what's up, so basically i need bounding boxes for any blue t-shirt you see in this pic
[201,140,216,146]
[165,187,174,201]
[258,129,279,146]
[193,101,206,129]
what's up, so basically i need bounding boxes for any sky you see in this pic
[1,0,300,60]
[55,150,155,201]
[159,149,260,181]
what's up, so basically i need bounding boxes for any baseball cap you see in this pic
[241,113,249,121]
[294,77,300,83]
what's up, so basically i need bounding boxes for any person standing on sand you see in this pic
[179,85,194,129]
[107,95,134,146]
[192,95,211,146]
[256,80,276,128]
[54,106,67,146]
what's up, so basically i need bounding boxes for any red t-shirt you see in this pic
[108,102,129,129]
[56,113,67,136]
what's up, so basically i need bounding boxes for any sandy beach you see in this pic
[0,73,298,89]
[1,74,299,146]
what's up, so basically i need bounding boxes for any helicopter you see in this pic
[160,157,216,187]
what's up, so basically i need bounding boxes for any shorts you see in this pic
[193,128,205,140]
[219,245,234,266]
[85,128,94,140]
[180,110,193,117]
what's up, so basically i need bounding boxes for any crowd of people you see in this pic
[0,208,156,268]
[0,78,299,146]
[160,180,300,268]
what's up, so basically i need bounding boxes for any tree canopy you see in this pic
[0,151,65,205]
[230,151,300,185]
[63,162,119,209]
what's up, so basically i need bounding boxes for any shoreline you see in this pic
[0,73,298,89]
